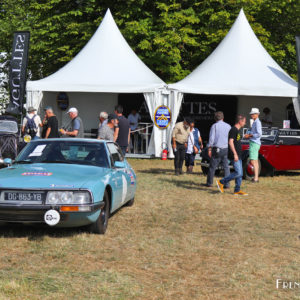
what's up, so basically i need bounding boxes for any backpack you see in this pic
[25,115,37,138]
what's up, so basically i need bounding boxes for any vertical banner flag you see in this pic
[296,36,300,96]
[6,31,30,115]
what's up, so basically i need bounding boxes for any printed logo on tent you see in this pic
[154,105,171,129]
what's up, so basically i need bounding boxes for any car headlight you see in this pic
[46,191,92,205]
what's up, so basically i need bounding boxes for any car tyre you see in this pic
[125,198,134,207]
[89,190,110,234]
[201,160,221,176]
[243,157,261,180]
[201,159,209,175]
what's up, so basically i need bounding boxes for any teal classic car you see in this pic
[0,139,136,234]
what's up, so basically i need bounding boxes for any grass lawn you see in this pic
[0,159,299,299]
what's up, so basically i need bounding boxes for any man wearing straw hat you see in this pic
[244,108,262,183]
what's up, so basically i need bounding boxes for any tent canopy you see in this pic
[169,9,297,97]
[26,9,165,93]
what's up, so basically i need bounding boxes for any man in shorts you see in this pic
[244,108,262,183]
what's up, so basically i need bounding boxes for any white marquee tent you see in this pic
[169,9,299,127]
[26,9,178,157]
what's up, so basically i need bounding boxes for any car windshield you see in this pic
[15,140,109,168]
[260,128,278,142]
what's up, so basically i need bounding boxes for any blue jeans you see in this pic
[220,159,243,193]
[120,146,127,156]
[207,148,230,187]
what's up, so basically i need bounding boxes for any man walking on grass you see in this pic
[216,115,248,196]
[172,117,191,175]
[206,111,231,187]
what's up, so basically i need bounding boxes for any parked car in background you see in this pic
[242,128,300,179]
[200,128,300,179]
[0,139,136,234]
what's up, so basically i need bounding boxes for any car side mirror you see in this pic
[114,161,126,168]
[3,158,12,166]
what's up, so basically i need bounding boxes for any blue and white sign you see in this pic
[154,105,171,129]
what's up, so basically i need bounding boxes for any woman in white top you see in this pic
[185,120,203,174]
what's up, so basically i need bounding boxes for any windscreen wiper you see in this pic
[14,160,32,164]
[40,160,72,164]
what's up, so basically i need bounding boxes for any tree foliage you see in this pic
[0,0,298,87]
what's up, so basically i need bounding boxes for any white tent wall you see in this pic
[293,97,300,125]
[144,89,183,158]
[237,96,293,127]
[35,92,117,131]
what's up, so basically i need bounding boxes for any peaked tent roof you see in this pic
[27,9,165,93]
[169,9,297,97]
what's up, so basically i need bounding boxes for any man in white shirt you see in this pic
[22,107,42,139]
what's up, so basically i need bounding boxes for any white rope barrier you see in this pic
[131,124,154,133]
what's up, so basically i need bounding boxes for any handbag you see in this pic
[189,134,199,154]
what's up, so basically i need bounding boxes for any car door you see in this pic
[269,131,300,170]
[106,143,130,210]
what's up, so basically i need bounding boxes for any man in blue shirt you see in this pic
[244,108,262,182]
[60,107,84,138]
[206,111,231,187]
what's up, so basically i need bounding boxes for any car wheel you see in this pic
[125,198,134,207]
[243,158,261,180]
[201,160,209,175]
[89,190,110,234]
[201,160,221,176]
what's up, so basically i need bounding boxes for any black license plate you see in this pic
[4,192,44,202]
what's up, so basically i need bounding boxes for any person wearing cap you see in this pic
[172,118,191,175]
[22,107,42,139]
[43,106,59,139]
[244,108,262,182]
[60,107,84,138]
[206,111,231,187]
[98,114,118,141]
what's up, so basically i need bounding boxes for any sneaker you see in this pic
[234,191,248,196]
[216,180,224,193]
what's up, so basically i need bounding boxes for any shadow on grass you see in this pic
[0,209,121,240]
[274,171,300,177]
[139,168,203,176]
[0,223,87,240]
[163,178,219,194]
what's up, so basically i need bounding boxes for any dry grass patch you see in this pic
[0,159,299,299]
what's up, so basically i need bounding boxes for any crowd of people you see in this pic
[22,104,133,155]
[172,108,263,196]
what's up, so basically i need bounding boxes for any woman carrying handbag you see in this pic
[185,120,203,174]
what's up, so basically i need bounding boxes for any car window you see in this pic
[15,141,109,168]
[106,143,124,165]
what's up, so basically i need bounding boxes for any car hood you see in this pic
[0,163,110,189]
